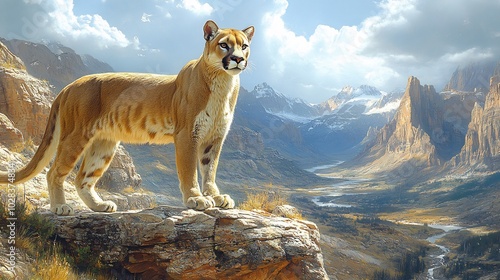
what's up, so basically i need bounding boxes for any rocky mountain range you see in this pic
[343,63,499,181]
[236,82,402,163]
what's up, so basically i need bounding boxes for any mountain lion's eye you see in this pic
[219,43,229,50]
[242,44,248,50]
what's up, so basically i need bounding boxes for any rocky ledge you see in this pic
[46,206,328,280]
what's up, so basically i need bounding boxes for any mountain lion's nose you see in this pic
[231,55,244,64]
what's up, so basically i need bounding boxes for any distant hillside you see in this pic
[0,38,113,93]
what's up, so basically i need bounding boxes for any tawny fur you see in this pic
[0,21,254,215]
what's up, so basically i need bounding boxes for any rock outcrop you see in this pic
[97,145,143,192]
[453,73,500,169]
[384,77,441,162]
[359,77,442,169]
[1,39,113,93]
[0,42,54,143]
[0,41,25,70]
[48,206,328,280]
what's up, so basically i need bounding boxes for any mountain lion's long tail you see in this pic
[0,98,61,185]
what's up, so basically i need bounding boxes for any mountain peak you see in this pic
[340,85,354,94]
[253,82,283,98]
[247,83,320,120]
[444,60,498,93]
[358,85,383,95]
[354,76,443,172]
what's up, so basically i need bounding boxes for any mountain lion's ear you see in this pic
[203,20,219,41]
[242,26,255,43]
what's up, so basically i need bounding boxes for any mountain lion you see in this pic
[0,20,254,215]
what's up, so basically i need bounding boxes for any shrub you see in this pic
[239,189,303,219]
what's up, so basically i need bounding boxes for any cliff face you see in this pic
[352,75,492,178]
[453,74,500,169]
[0,113,23,149]
[48,207,328,280]
[1,39,113,93]
[363,77,441,169]
[0,41,54,143]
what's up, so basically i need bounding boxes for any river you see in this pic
[308,178,367,208]
[426,224,464,280]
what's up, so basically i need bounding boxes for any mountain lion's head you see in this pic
[203,20,254,75]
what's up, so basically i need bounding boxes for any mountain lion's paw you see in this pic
[91,201,117,212]
[186,196,215,210]
[212,194,235,209]
[51,204,75,216]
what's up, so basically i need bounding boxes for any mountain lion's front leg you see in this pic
[199,137,235,209]
[175,132,215,210]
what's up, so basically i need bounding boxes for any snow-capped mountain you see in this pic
[236,83,403,158]
[319,85,402,117]
[299,85,403,155]
[251,83,321,122]
[365,89,404,115]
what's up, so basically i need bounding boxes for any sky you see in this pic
[0,0,499,103]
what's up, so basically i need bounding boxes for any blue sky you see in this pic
[1,0,499,103]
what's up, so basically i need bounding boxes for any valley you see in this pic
[287,165,500,279]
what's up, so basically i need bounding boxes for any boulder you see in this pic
[48,206,328,280]
[97,145,142,192]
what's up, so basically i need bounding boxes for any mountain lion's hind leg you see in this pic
[75,139,118,213]
[47,134,87,216]
[199,138,234,209]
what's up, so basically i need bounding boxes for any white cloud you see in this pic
[38,0,130,48]
[440,48,494,64]
[260,0,500,102]
[141,13,152,23]
[262,0,399,99]
[132,36,141,50]
[176,0,213,16]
